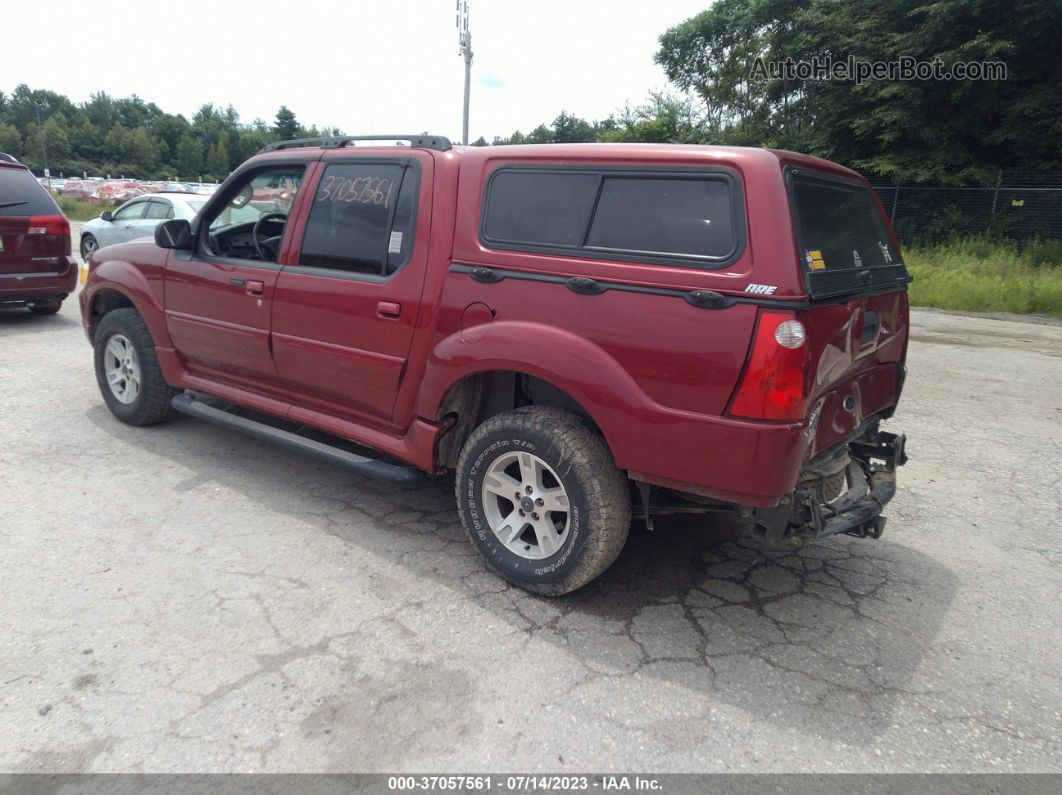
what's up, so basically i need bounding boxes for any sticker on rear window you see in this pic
[388,231,403,254]
[804,248,825,270]
[852,249,863,267]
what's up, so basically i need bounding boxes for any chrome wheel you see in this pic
[481,451,570,560]
[103,334,141,404]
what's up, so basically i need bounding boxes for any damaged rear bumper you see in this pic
[752,426,908,545]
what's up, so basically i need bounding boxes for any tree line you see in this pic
[480,0,1061,186]
[3,0,1059,186]
[0,86,335,181]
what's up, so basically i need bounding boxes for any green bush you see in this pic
[55,195,102,221]
[905,236,1062,317]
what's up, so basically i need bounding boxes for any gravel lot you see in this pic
[0,284,1059,773]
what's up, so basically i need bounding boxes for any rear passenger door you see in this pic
[271,152,433,429]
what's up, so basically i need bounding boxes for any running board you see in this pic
[171,393,425,484]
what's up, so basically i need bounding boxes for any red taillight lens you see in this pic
[728,310,809,421]
[27,214,71,255]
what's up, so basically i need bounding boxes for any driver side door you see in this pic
[163,162,310,400]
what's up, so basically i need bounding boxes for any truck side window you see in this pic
[586,177,735,259]
[481,167,742,267]
[299,162,417,277]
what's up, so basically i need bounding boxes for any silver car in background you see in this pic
[79,193,208,259]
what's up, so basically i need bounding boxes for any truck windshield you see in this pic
[790,172,909,297]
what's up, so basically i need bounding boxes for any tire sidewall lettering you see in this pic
[461,431,589,584]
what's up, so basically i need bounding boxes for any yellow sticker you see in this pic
[805,249,826,270]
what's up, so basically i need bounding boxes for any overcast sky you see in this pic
[3,0,709,142]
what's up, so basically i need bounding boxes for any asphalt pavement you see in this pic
[0,283,1059,773]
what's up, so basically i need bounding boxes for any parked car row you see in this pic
[52,177,217,206]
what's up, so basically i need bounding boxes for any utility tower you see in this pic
[456,1,472,145]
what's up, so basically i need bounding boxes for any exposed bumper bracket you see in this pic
[752,428,907,544]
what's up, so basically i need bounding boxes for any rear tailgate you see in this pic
[787,168,911,454]
[0,166,69,275]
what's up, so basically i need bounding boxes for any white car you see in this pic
[79,193,209,259]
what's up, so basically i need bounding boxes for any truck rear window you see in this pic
[0,167,58,216]
[482,168,741,266]
[790,172,909,297]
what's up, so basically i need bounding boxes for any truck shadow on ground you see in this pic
[87,405,958,748]
[0,306,79,331]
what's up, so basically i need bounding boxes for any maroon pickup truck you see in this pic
[80,136,909,594]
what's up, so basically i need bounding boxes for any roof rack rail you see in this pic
[259,135,453,153]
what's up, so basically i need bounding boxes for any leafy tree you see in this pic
[551,111,595,143]
[273,106,300,140]
[470,136,489,146]
[176,135,203,179]
[654,0,1062,183]
[0,123,22,157]
[125,126,158,172]
[207,139,229,178]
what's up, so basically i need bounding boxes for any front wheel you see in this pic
[93,308,177,426]
[455,406,631,595]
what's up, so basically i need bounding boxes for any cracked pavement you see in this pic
[1,298,1060,773]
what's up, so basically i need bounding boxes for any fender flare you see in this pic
[86,259,172,347]
[415,319,665,459]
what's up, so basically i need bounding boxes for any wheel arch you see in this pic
[431,369,607,470]
[85,259,171,346]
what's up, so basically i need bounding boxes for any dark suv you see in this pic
[80,136,909,595]
[0,154,76,314]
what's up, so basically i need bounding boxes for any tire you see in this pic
[93,308,177,426]
[28,298,62,315]
[80,234,98,260]
[455,406,631,595]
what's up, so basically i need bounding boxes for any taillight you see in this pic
[27,214,71,255]
[728,310,809,421]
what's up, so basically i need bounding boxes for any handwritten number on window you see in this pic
[317,175,395,208]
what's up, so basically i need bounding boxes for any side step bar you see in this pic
[171,393,425,484]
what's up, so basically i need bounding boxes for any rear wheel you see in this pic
[455,406,631,595]
[93,308,177,426]
[28,298,62,315]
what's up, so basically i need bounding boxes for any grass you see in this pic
[55,195,104,222]
[905,237,1062,318]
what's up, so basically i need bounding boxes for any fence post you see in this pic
[989,168,1002,226]
[890,186,899,224]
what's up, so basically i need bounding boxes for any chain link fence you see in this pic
[871,170,1062,245]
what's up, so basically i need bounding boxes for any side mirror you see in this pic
[155,218,193,250]
[101,210,113,222]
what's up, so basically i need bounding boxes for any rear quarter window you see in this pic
[791,175,898,270]
[789,171,910,298]
[481,167,742,267]
[0,167,59,216]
